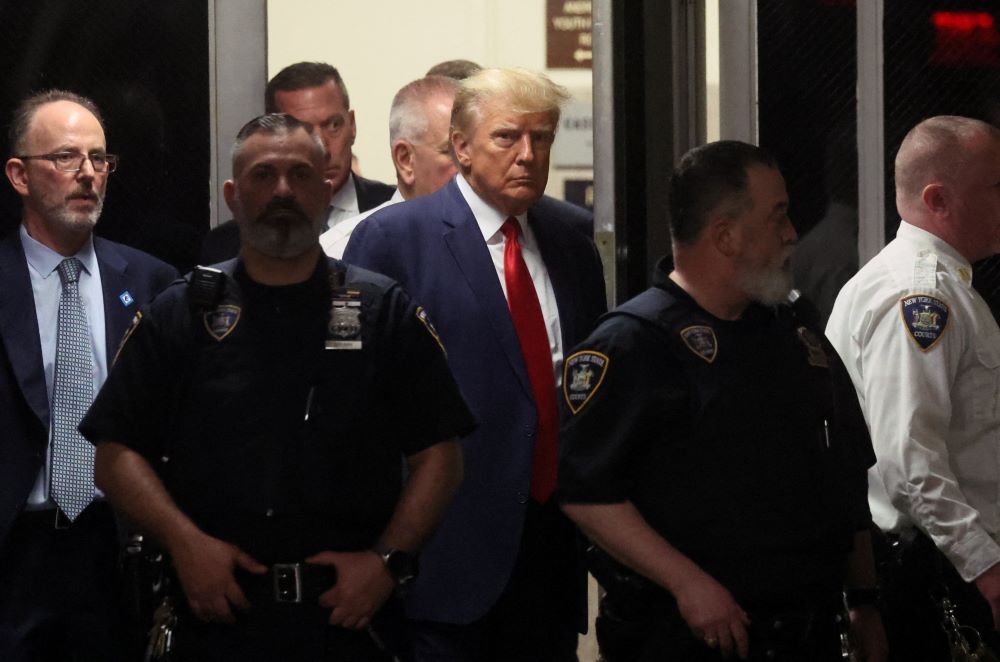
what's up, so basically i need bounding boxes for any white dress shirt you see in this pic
[826,221,1000,581]
[321,189,404,259]
[21,224,107,507]
[456,174,564,384]
[327,172,360,230]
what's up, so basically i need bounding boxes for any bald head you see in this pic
[895,116,1000,213]
[894,116,1000,261]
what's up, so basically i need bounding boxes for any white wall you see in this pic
[267,0,593,189]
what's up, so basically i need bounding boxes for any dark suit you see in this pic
[199,173,395,264]
[0,228,177,661]
[344,179,606,660]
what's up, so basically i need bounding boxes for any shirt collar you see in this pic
[331,172,359,215]
[20,224,98,280]
[456,174,527,243]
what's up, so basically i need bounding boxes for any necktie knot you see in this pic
[501,217,520,242]
[57,257,82,286]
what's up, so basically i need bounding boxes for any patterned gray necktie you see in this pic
[50,257,95,521]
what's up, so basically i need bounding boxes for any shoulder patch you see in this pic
[112,311,143,365]
[204,304,241,341]
[679,325,718,363]
[899,294,949,352]
[415,306,447,355]
[563,350,609,414]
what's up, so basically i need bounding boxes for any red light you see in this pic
[932,11,994,31]
[930,11,1000,67]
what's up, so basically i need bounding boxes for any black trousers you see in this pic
[407,500,581,662]
[874,528,1000,662]
[168,574,405,662]
[597,595,845,662]
[0,502,128,662]
[170,604,396,662]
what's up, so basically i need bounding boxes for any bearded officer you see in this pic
[79,113,474,661]
[558,141,887,661]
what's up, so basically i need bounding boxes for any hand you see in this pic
[307,550,395,629]
[171,531,266,623]
[673,570,750,659]
[974,562,1000,629]
[848,605,888,662]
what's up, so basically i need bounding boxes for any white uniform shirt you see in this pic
[826,221,1000,581]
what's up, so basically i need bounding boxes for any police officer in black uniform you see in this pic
[558,141,888,662]
[80,114,474,661]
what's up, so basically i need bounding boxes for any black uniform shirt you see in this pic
[558,260,874,607]
[81,257,476,562]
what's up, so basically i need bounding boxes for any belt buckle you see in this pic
[273,563,303,603]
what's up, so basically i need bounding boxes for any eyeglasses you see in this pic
[16,151,118,173]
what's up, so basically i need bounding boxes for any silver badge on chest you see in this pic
[326,270,363,350]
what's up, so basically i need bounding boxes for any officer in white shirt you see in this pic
[827,115,1000,659]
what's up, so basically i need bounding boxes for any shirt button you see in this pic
[265,508,275,518]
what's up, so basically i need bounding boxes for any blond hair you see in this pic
[451,67,570,135]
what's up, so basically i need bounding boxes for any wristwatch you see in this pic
[374,542,418,586]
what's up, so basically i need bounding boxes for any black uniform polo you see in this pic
[558,260,874,608]
[81,256,475,564]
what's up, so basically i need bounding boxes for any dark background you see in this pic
[0,0,211,272]
[757,0,1000,241]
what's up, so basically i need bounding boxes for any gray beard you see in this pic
[240,215,321,259]
[740,262,793,306]
[45,197,102,236]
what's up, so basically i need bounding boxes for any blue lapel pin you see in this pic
[119,291,134,307]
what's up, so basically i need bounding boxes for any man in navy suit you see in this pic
[0,90,177,661]
[345,67,607,662]
[201,61,395,264]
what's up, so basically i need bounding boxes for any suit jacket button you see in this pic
[517,492,528,504]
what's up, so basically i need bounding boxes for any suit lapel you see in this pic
[440,185,534,400]
[93,237,132,360]
[529,207,577,350]
[0,231,49,426]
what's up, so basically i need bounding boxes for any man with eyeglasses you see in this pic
[200,61,396,264]
[0,89,177,661]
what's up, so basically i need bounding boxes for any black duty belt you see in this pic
[238,562,339,604]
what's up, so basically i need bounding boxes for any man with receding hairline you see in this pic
[0,89,177,661]
[828,115,1000,658]
[320,75,460,258]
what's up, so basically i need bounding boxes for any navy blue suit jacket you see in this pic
[0,229,177,546]
[344,179,606,624]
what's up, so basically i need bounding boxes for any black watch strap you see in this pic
[374,543,418,585]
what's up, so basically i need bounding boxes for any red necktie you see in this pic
[501,217,559,503]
